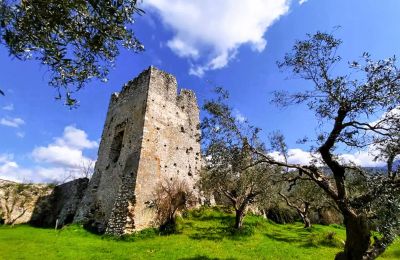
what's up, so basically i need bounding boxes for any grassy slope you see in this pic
[0,208,399,260]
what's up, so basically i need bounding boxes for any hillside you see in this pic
[0,207,399,259]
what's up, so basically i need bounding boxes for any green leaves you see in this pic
[0,0,144,106]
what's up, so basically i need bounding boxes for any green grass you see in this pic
[0,207,399,259]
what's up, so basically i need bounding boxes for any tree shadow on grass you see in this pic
[264,230,309,244]
[188,226,228,241]
[186,214,255,241]
[189,224,255,241]
[385,248,400,258]
[179,255,237,260]
[264,227,343,249]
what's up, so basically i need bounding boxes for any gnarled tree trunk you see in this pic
[335,214,371,260]
[300,212,311,228]
[234,209,245,229]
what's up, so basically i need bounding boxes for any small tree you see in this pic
[151,178,196,233]
[253,32,400,259]
[278,191,312,228]
[277,173,340,228]
[201,88,277,229]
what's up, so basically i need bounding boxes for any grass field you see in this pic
[0,207,399,259]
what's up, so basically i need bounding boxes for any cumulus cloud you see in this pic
[0,155,72,183]
[144,0,290,76]
[0,117,25,128]
[54,126,98,150]
[0,125,97,183]
[32,125,98,169]
[339,150,385,168]
[32,145,88,169]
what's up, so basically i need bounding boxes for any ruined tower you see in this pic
[74,67,201,235]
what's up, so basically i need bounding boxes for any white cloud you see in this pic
[269,147,387,168]
[269,148,321,166]
[287,148,320,165]
[2,104,14,111]
[144,0,290,76]
[167,38,199,58]
[32,125,97,169]
[0,155,76,183]
[0,125,97,183]
[54,125,98,150]
[0,157,22,182]
[32,145,88,169]
[0,117,25,128]
[339,150,385,168]
[299,0,308,5]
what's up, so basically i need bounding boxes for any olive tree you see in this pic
[253,32,400,259]
[201,88,277,229]
[0,0,144,106]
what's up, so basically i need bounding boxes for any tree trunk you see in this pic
[302,214,311,228]
[234,209,244,229]
[335,214,371,260]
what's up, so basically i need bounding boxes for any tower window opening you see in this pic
[110,130,124,163]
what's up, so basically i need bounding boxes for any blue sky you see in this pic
[1,0,400,182]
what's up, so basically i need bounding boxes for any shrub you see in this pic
[151,178,197,234]
[266,206,298,224]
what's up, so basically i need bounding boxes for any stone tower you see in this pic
[74,67,201,235]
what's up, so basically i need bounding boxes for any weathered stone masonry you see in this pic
[74,67,201,235]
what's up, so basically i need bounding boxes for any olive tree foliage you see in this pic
[252,32,400,260]
[0,0,144,106]
[200,88,277,229]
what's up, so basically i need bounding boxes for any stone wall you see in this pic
[30,178,88,227]
[74,67,201,235]
[0,179,53,225]
[0,178,87,227]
